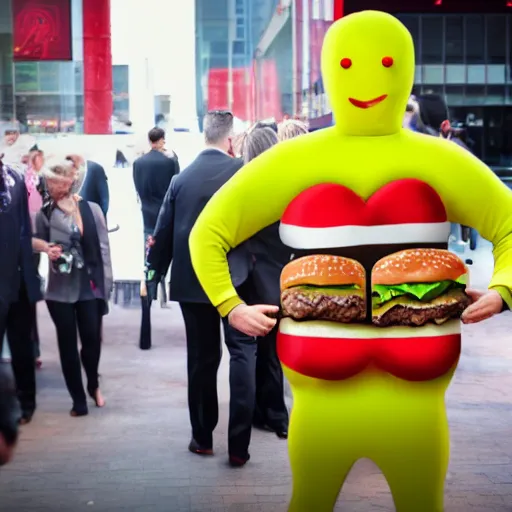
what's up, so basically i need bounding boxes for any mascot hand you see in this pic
[228,304,279,337]
[461,289,503,324]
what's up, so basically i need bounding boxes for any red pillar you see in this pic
[82,0,113,134]
[334,0,344,20]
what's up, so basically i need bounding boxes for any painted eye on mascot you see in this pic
[340,58,352,69]
[382,56,394,68]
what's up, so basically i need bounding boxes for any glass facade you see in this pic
[112,64,129,121]
[0,0,114,135]
[194,0,333,126]
[394,13,512,166]
[194,0,512,166]
[0,0,85,134]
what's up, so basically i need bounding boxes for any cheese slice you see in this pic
[372,289,466,317]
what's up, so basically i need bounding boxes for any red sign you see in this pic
[13,0,72,61]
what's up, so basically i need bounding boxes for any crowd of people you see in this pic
[0,94,473,467]
[0,124,112,463]
[135,114,308,466]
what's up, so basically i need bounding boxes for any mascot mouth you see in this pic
[349,95,388,109]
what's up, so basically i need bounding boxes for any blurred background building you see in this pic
[195,0,512,166]
[0,0,510,166]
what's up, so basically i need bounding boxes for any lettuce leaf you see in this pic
[372,276,466,306]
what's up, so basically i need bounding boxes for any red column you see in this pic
[334,0,344,20]
[82,0,113,134]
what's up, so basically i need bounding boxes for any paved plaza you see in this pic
[1,241,512,511]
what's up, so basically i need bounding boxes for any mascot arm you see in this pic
[440,148,512,308]
[190,145,312,316]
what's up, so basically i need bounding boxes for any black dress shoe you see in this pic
[19,410,34,425]
[188,439,214,456]
[229,453,250,467]
[276,430,288,439]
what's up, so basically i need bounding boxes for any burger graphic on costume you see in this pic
[280,255,366,323]
[189,11,512,512]
[372,249,470,327]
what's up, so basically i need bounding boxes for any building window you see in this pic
[485,85,506,105]
[465,16,485,65]
[210,41,228,55]
[421,16,443,64]
[236,26,245,39]
[445,65,465,84]
[486,15,506,65]
[396,14,420,63]
[233,40,245,55]
[467,65,486,84]
[422,65,444,84]
[445,16,464,64]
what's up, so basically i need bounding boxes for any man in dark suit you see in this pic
[147,111,258,467]
[0,159,43,425]
[133,127,180,244]
[133,128,179,303]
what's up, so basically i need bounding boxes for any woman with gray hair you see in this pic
[277,119,308,141]
[223,127,289,466]
[35,157,113,417]
[242,126,278,163]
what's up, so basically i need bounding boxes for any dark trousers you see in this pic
[46,299,102,407]
[253,327,289,431]
[180,302,258,457]
[0,284,36,415]
[31,253,41,359]
[144,228,167,302]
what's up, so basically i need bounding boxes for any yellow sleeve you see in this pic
[428,141,512,307]
[189,137,317,316]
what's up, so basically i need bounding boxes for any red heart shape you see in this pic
[277,325,461,382]
[282,179,447,228]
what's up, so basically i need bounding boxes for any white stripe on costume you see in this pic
[279,222,451,249]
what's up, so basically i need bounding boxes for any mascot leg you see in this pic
[370,377,451,512]
[285,369,360,512]
[374,408,449,511]
[287,389,356,512]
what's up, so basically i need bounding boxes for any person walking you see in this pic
[133,127,179,303]
[35,158,113,417]
[0,156,43,425]
[147,111,258,466]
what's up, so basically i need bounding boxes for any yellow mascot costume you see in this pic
[189,10,512,512]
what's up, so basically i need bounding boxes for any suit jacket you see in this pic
[35,201,113,313]
[0,164,42,316]
[148,149,244,303]
[133,149,180,232]
[78,160,110,217]
[240,222,292,307]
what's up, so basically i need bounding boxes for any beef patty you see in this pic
[372,294,471,327]
[281,288,366,323]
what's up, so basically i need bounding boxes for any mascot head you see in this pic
[321,10,415,137]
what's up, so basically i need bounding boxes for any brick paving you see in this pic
[1,242,512,511]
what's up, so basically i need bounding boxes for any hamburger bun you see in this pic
[373,249,467,286]
[280,255,365,291]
